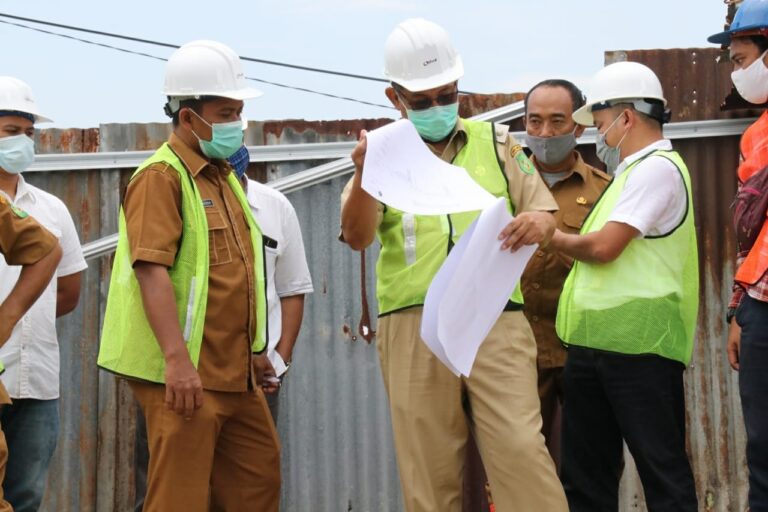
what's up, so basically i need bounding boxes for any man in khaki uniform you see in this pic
[521,79,611,464]
[0,195,62,511]
[98,41,279,512]
[341,18,567,512]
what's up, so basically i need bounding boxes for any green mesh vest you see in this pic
[98,143,268,383]
[556,149,699,365]
[376,118,523,315]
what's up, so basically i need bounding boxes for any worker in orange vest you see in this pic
[710,1,768,508]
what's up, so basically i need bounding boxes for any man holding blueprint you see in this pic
[340,18,567,512]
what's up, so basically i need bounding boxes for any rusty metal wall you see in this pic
[19,71,755,511]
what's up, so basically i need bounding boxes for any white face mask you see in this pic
[732,50,768,105]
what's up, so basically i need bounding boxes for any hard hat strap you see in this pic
[592,99,670,125]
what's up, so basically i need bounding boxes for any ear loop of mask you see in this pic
[185,108,212,142]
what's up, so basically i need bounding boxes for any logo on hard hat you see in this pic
[423,58,437,67]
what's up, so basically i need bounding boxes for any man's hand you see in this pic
[727,317,742,371]
[498,211,556,252]
[164,353,203,420]
[350,130,368,173]
[253,353,280,394]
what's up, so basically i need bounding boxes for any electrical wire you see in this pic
[0,12,476,94]
[0,18,397,110]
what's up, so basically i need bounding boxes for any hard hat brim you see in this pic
[223,86,264,101]
[572,104,595,126]
[708,29,734,45]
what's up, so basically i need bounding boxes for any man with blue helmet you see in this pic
[710,1,768,509]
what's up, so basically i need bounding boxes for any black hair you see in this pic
[749,35,768,54]
[607,102,665,130]
[525,79,586,115]
[169,96,216,127]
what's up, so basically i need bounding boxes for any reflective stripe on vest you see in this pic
[97,143,268,383]
[555,149,699,365]
[375,118,522,315]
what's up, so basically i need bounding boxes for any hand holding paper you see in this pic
[361,119,496,214]
[421,198,537,377]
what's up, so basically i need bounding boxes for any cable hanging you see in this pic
[0,12,476,94]
[0,18,396,110]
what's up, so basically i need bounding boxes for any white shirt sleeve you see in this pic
[274,197,313,297]
[54,199,88,277]
[607,156,687,237]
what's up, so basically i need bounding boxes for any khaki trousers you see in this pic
[129,381,280,512]
[377,308,567,512]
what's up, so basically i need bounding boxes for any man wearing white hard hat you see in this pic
[0,77,87,512]
[98,40,280,511]
[341,18,567,512]
[549,61,699,511]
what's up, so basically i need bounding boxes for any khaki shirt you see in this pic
[124,134,256,392]
[0,196,58,404]
[521,152,611,368]
[341,119,558,225]
[0,195,57,266]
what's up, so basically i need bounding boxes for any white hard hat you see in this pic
[163,40,262,111]
[0,77,52,123]
[383,18,464,92]
[573,61,667,126]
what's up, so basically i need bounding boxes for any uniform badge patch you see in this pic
[513,147,536,175]
[10,204,28,219]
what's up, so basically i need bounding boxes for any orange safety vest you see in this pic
[735,111,768,286]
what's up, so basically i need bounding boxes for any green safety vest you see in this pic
[376,118,523,315]
[98,143,268,383]
[556,149,699,365]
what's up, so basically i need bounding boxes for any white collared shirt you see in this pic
[246,179,313,350]
[609,139,687,237]
[0,176,87,399]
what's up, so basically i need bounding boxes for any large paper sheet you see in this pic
[421,197,538,376]
[361,119,496,215]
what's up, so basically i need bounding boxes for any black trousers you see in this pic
[737,295,768,512]
[561,346,697,512]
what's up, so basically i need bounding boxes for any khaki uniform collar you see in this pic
[531,150,590,183]
[429,118,468,162]
[167,133,232,178]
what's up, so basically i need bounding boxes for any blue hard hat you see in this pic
[709,0,768,44]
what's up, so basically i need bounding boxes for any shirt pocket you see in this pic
[206,208,232,266]
[562,210,588,234]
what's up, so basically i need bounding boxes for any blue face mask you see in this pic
[0,134,35,174]
[406,103,459,142]
[190,110,244,160]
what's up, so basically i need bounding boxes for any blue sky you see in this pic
[1,0,726,128]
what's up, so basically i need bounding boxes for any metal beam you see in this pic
[79,110,755,260]
[27,141,358,173]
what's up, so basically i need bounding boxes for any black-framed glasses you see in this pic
[400,90,459,111]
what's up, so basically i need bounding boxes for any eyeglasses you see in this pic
[398,90,459,111]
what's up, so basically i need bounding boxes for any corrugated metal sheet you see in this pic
[17,70,755,511]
